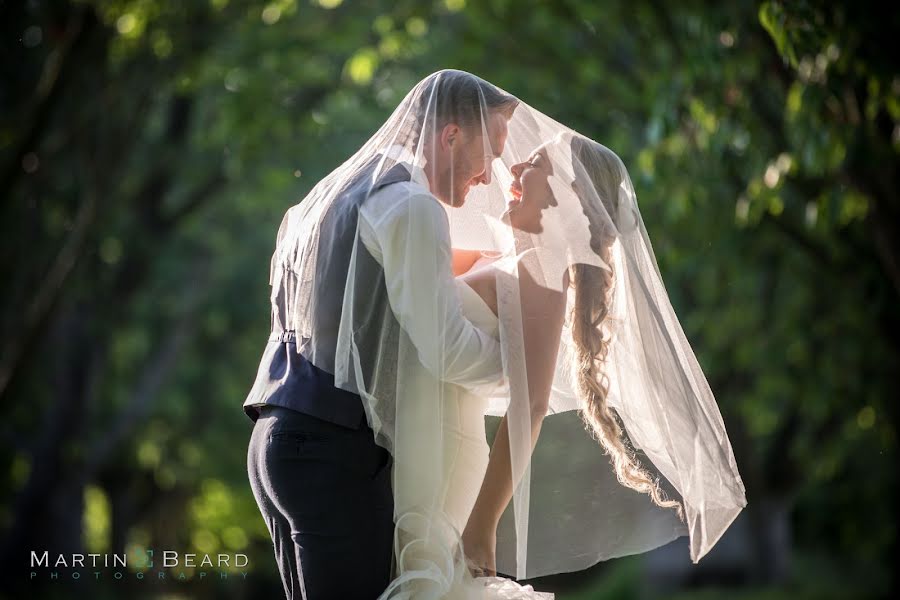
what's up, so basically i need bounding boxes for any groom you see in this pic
[244,71,518,599]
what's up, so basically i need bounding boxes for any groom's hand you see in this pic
[461,519,497,577]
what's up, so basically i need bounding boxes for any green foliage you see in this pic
[1,0,896,598]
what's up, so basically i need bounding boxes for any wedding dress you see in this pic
[440,277,496,536]
[379,274,554,599]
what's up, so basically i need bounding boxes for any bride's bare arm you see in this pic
[451,248,486,276]
[464,263,569,534]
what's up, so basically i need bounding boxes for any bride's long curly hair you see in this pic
[566,135,684,522]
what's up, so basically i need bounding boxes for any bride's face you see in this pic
[506,143,556,233]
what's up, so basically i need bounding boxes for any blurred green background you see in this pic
[1,0,897,598]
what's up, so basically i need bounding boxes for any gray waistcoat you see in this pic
[242,160,411,428]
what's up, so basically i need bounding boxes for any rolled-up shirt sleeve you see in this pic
[359,186,504,391]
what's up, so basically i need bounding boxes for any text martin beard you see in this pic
[30,550,250,579]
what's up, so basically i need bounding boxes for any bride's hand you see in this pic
[461,519,497,578]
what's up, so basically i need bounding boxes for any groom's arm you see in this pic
[359,186,504,389]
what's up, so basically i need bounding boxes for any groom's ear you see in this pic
[440,123,460,151]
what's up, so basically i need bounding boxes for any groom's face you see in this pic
[441,111,508,208]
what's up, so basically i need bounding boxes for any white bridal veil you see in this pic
[268,69,746,597]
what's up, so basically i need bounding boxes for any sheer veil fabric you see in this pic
[268,70,746,598]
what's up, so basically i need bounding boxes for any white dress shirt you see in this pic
[357,164,504,393]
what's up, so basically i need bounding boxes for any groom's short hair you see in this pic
[415,70,518,133]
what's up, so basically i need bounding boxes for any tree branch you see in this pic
[0,192,96,397]
[0,5,98,195]
[82,257,211,479]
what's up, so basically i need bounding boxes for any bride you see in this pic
[451,133,687,580]
[379,125,746,598]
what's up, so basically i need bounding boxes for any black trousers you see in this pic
[247,405,394,599]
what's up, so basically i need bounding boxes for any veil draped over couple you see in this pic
[243,69,747,599]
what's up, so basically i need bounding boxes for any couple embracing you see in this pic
[243,70,746,599]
